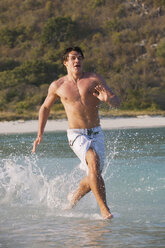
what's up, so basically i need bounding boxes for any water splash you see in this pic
[0,156,81,209]
[0,154,98,220]
[103,130,122,182]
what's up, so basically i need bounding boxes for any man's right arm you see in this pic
[32,83,59,153]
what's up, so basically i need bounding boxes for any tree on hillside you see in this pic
[41,16,78,47]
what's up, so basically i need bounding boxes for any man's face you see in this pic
[64,51,83,74]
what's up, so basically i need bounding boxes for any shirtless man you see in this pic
[32,47,120,219]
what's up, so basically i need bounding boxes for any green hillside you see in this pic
[0,0,165,120]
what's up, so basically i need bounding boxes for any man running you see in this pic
[33,47,120,219]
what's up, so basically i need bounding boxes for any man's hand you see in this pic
[32,135,42,153]
[93,84,109,102]
[93,84,120,107]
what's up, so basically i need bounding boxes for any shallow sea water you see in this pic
[0,127,165,248]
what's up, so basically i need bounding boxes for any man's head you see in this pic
[63,47,84,74]
[62,47,84,62]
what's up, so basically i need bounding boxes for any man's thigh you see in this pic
[86,147,100,173]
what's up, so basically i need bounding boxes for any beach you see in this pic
[0,115,165,134]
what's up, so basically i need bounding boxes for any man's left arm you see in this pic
[93,76,120,107]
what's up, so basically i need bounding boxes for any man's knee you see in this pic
[86,148,100,174]
[79,179,90,192]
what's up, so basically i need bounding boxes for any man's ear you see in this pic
[63,60,67,67]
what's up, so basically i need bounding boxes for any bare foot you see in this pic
[101,207,113,220]
[67,191,77,208]
[103,213,113,219]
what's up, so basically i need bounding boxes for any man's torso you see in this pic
[53,72,101,129]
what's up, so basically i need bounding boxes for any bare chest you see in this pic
[57,79,97,105]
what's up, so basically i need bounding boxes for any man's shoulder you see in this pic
[51,76,66,88]
[50,76,68,91]
[48,76,67,96]
[85,72,101,80]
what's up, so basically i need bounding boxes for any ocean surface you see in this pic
[0,127,165,248]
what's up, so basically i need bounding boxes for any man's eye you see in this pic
[70,56,82,60]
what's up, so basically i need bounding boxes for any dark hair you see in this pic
[62,46,84,62]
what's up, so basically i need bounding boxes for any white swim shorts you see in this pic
[67,126,105,174]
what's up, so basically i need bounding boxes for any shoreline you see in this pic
[1,116,165,134]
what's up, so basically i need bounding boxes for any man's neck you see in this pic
[67,71,84,83]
